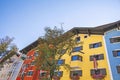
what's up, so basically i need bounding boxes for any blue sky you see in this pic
[0,0,120,50]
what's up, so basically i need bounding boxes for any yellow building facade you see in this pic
[59,33,111,80]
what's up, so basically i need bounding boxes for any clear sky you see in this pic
[0,0,120,50]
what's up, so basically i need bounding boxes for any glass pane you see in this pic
[93,43,99,48]
[57,60,63,65]
[73,47,82,52]
[72,56,78,60]
[117,51,120,56]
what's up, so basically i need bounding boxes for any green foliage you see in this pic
[35,27,78,80]
[0,36,18,64]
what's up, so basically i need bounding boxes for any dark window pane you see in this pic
[27,71,33,76]
[110,37,120,43]
[117,51,120,56]
[34,52,38,57]
[72,56,78,61]
[76,37,80,42]
[113,50,120,57]
[90,54,104,61]
[113,51,118,57]
[57,60,64,65]
[61,49,66,54]
[57,71,63,77]
[90,68,106,75]
[71,55,82,61]
[70,70,82,77]
[116,66,120,73]
[72,46,83,52]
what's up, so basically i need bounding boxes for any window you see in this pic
[40,72,47,77]
[72,46,83,52]
[55,71,63,77]
[31,61,35,65]
[27,71,33,76]
[90,68,106,75]
[71,55,82,61]
[110,37,120,43]
[90,54,104,61]
[76,37,80,42]
[116,66,120,73]
[113,50,120,57]
[89,42,102,49]
[57,59,65,65]
[70,70,82,77]
[60,49,66,54]
[34,52,38,57]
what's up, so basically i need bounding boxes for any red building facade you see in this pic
[16,50,39,80]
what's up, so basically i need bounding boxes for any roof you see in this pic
[19,40,39,54]
[20,20,120,54]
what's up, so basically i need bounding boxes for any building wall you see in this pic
[59,34,111,80]
[16,50,39,80]
[104,29,120,80]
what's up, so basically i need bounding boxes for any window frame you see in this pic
[90,54,104,61]
[110,36,120,43]
[72,46,83,52]
[71,55,82,61]
[113,50,120,57]
[90,68,106,75]
[54,71,63,77]
[57,59,65,65]
[75,36,80,42]
[116,65,120,73]
[70,70,82,77]
[27,70,34,76]
[89,42,102,49]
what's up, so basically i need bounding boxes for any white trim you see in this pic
[103,36,113,80]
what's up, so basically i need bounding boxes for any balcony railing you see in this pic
[92,73,105,79]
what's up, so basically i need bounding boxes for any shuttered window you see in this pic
[70,70,82,77]
[89,42,102,49]
[110,37,120,43]
[90,68,106,75]
[113,50,120,57]
[116,66,120,73]
[90,54,104,61]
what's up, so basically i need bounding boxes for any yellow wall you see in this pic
[59,34,111,80]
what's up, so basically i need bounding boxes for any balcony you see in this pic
[70,75,80,80]
[92,74,105,79]
[91,69,106,79]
